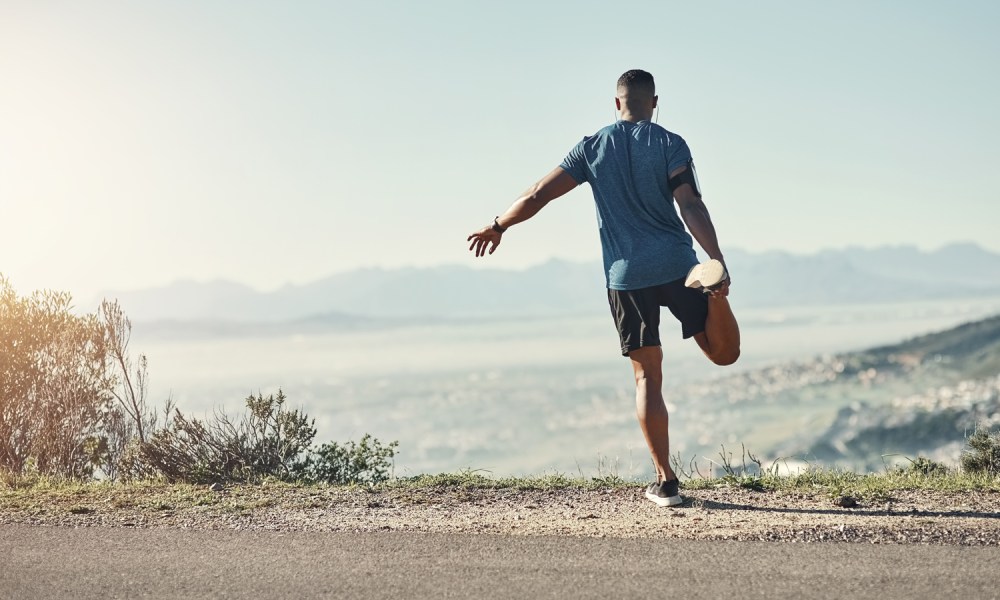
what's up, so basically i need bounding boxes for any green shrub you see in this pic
[961,428,1000,476]
[906,456,948,476]
[296,434,398,485]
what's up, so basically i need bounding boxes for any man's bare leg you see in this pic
[629,346,675,482]
[693,285,741,366]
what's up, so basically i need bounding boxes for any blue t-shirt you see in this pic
[560,120,699,291]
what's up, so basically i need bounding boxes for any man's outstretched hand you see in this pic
[467,226,502,257]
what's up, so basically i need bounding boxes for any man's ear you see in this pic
[652,95,658,109]
[615,97,622,111]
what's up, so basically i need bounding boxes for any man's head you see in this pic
[615,69,657,121]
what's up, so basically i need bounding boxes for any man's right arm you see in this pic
[496,167,579,227]
[467,167,579,257]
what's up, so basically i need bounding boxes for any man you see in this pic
[466,69,740,507]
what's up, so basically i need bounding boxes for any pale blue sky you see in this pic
[2,1,998,299]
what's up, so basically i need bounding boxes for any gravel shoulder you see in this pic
[3,483,999,545]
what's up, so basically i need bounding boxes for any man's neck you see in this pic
[618,111,653,123]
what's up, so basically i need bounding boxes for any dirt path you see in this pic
[3,484,999,545]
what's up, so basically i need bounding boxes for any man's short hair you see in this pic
[616,69,655,97]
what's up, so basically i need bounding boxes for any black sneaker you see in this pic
[645,479,683,507]
[684,259,728,294]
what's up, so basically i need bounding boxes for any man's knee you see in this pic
[629,346,663,382]
[634,369,663,387]
[709,346,741,366]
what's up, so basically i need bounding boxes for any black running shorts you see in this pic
[607,277,709,356]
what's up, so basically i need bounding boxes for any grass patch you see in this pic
[377,461,1000,501]
[2,465,998,512]
[663,445,1000,501]
[383,470,634,491]
[680,465,1000,500]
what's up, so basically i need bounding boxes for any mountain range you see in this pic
[96,243,1000,324]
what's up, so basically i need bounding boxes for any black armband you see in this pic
[668,160,702,197]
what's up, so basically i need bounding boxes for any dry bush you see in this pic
[141,390,316,483]
[96,300,163,481]
[0,278,161,480]
[138,389,399,485]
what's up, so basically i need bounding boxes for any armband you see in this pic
[668,160,702,197]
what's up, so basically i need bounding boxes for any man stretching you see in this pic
[467,69,741,507]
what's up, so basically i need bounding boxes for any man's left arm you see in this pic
[467,167,579,257]
[671,165,731,288]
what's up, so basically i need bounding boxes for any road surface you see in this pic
[2,525,997,599]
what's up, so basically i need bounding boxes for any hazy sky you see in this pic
[2,1,998,300]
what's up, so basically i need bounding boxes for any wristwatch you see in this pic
[492,217,508,234]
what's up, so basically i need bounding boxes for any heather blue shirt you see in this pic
[559,120,699,291]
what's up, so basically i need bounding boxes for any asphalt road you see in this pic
[2,525,998,599]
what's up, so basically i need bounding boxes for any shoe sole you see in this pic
[645,491,683,507]
[685,259,727,291]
